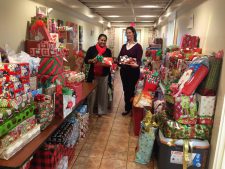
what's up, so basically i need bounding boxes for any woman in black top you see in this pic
[118,27,143,116]
[85,34,112,115]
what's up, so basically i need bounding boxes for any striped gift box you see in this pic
[38,55,63,75]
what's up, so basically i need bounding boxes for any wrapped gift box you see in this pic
[0,107,17,124]
[65,82,82,104]
[0,92,33,110]
[0,81,25,99]
[0,116,37,148]
[0,125,40,160]
[37,41,56,49]
[56,156,68,169]
[34,94,54,130]
[38,55,63,75]
[31,143,64,169]
[54,93,76,118]
[0,63,21,75]
[159,112,212,140]
[31,88,43,97]
[197,94,216,117]
[173,95,197,125]
[30,48,62,57]
[197,117,213,125]
[0,103,35,137]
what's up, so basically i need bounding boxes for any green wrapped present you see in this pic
[0,103,35,137]
[158,112,212,140]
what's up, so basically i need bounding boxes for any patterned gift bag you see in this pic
[135,127,156,164]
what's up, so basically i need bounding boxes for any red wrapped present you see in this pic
[38,55,63,75]
[25,40,40,53]
[197,117,213,125]
[0,63,21,76]
[30,48,62,57]
[103,57,113,66]
[30,20,51,41]
[0,81,24,99]
[37,41,56,49]
[37,73,65,88]
[143,71,160,92]
[173,95,197,125]
[31,144,64,169]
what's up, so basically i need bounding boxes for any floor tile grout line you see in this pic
[98,91,123,169]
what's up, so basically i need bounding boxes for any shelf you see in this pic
[0,82,97,169]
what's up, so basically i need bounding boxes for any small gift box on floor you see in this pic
[54,87,76,118]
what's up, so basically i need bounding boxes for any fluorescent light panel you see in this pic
[97,5,114,8]
[138,15,157,18]
[106,15,120,18]
[140,5,161,8]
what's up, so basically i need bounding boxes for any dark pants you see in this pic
[120,68,140,112]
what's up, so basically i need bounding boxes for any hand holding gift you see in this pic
[119,55,138,68]
[96,55,113,67]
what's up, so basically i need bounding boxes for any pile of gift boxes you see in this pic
[0,62,41,160]
[133,34,223,168]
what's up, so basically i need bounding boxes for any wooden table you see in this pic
[0,82,97,169]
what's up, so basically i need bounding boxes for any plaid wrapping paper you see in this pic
[37,73,65,89]
[174,95,197,125]
[54,93,76,118]
[0,125,40,160]
[0,103,35,137]
[38,55,63,75]
[158,112,212,140]
[0,92,33,110]
[196,94,216,117]
[0,116,37,148]
[31,143,64,169]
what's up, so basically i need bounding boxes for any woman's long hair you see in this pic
[126,26,137,42]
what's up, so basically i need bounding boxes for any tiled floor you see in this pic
[69,72,157,169]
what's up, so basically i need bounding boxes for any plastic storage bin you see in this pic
[156,130,209,169]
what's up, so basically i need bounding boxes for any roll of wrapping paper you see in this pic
[183,140,189,169]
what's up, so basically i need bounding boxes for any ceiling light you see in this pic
[138,15,156,18]
[140,21,154,23]
[111,21,126,23]
[140,5,161,8]
[107,15,120,18]
[97,5,114,8]
[165,12,171,17]
[71,5,78,8]
[87,14,94,18]
[107,22,111,28]
[47,8,53,14]
[99,20,104,24]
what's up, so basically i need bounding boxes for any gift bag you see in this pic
[143,71,160,92]
[197,94,216,117]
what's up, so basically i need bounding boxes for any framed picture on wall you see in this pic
[122,29,141,44]
[79,25,83,50]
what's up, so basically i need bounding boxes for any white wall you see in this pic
[0,0,103,52]
[114,27,152,59]
[157,0,225,168]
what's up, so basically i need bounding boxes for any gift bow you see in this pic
[96,55,103,62]
[30,20,46,34]
[34,94,46,102]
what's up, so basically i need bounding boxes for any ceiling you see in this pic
[78,0,173,25]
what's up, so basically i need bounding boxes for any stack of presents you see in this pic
[0,8,94,169]
[132,34,223,169]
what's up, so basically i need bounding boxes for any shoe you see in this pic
[122,111,130,116]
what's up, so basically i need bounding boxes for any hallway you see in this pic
[69,72,156,169]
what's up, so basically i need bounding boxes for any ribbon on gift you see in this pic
[56,85,62,94]
[96,55,103,62]
[34,94,46,102]
[62,87,73,95]
[183,139,189,169]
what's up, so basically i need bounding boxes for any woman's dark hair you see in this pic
[126,26,137,42]
[98,34,107,40]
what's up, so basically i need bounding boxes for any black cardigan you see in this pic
[84,46,112,82]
